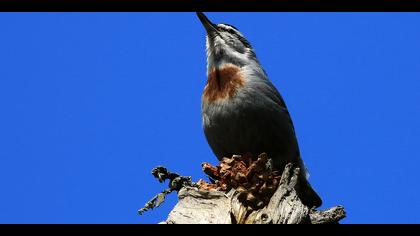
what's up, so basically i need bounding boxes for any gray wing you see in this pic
[262,79,298,136]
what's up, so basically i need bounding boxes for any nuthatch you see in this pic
[197,12,322,208]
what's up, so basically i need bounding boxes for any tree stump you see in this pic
[140,154,346,224]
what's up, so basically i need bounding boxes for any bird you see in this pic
[196,12,322,208]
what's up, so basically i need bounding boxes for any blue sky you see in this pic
[0,13,419,224]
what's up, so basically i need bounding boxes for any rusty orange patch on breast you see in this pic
[203,64,245,103]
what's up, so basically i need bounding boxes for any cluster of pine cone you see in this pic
[197,153,282,210]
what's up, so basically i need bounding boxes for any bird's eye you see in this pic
[223,27,236,34]
[218,24,238,35]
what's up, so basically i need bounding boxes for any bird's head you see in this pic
[197,12,258,73]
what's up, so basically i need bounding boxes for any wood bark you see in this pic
[160,163,346,224]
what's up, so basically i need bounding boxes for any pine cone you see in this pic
[197,153,282,210]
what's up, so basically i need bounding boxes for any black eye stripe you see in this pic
[218,24,238,32]
[227,28,236,34]
[219,27,239,37]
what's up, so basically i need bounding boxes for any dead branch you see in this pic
[140,154,346,224]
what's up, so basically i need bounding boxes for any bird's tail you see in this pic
[295,172,323,208]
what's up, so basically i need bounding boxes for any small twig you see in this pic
[138,166,195,215]
[138,189,172,215]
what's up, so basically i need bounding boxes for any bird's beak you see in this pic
[196,12,218,35]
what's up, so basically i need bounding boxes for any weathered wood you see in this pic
[159,163,346,224]
[309,206,346,224]
[165,187,232,224]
